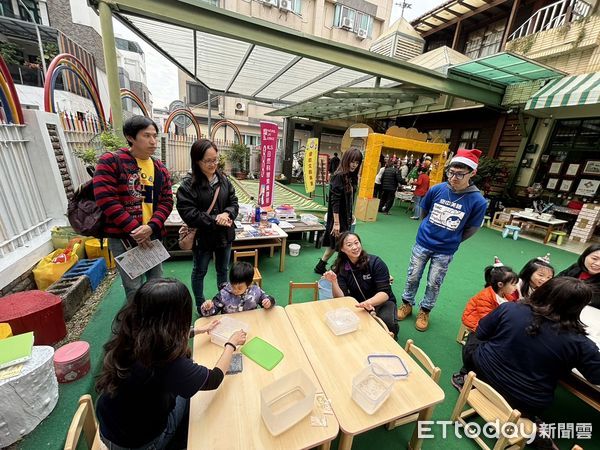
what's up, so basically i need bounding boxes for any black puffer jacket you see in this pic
[380,166,403,192]
[176,172,239,250]
[557,263,600,308]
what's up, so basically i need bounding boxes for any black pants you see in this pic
[375,301,399,338]
[379,190,396,212]
[373,184,382,198]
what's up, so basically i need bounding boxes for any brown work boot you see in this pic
[397,302,412,320]
[415,309,430,332]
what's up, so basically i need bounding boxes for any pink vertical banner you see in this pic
[258,121,278,208]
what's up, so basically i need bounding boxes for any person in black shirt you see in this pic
[96,278,246,449]
[556,244,600,308]
[453,277,600,449]
[329,152,340,175]
[322,231,398,337]
[314,149,362,275]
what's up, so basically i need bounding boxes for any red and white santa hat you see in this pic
[451,148,482,170]
[493,256,504,267]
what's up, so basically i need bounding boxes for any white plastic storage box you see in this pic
[260,369,316,436]
[210,316,250,347]
[352,363,395,414]
[325,307,359,335]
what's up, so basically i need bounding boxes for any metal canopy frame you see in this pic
[266,87,443,120]
[448,52,564,87]
[91,0,506,131]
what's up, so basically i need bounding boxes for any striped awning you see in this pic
[526,72,600,111]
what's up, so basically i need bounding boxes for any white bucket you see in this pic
[289,243,301,256]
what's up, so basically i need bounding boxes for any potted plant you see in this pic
[471,157,509,196]
[74,130,127,168]
[226,143,250,179]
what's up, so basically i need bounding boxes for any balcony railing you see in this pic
[508,0,592,41]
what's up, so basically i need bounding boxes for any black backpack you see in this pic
[67,152,123,237]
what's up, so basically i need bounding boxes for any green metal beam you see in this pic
[95,0,503,107]
[98,0,123,135]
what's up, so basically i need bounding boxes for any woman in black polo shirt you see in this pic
[322,231,399,337]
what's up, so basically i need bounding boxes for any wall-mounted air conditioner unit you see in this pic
[341,16,353,30]
[356,28,368,39]
[235,102,246,112]
[279,0,292,12]
[261,0,278,7]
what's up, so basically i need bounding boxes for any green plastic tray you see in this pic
[240,337,283,371]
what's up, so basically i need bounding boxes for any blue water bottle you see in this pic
[255,204,261,223]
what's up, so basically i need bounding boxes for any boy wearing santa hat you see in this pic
[398,148,488,331]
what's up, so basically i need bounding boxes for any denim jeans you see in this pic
[108,238,163,302]
[100,396,189,450]
[402,243,454,311]
[192,245,231,310]
[413,195,423,218]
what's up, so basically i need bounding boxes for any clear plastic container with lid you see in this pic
[209,316,250,347]
[260,369,316,436]
[352,363,395,414]
[325,307,359,335]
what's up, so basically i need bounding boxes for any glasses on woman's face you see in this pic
[200,158,218,166]
[446,169,469,180]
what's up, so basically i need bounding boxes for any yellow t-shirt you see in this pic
[135,158,155,225]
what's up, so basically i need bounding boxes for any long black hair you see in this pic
[519,258,555,296]
[190,138,221,186]
[96,278,192,396]
[578,244,600,275]
[334,148,363,192]
[523,277,592,336]
[332,231,369,273]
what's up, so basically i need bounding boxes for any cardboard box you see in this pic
[355,197,380,222]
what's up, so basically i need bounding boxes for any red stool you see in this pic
[0,291,66,345]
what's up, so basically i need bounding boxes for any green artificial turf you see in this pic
[16,184,600,449]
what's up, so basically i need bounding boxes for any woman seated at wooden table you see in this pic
[322,231,399,337]
[557,244,600,308]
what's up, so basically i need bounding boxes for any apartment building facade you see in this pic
[394,0,599,205]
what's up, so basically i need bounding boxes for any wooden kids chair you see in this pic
[387,339,441,430]
[233,249,262,287]
[64,394,106,450]
[288,281,318,304]
[450,372,534,450]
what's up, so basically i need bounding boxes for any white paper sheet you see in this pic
[114,240,170,279]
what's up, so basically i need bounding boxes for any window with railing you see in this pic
[548,118,600,152]
[458,129,479,149]
[509,0,592,41]
[333,5,374,37]
[187,82,218,108]
[18,0,41,23]
[464,20,506,59]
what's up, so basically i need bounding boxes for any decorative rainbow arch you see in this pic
[0,56,24,124]
[44,53,107,129]
[163,108,201,137]
[120,88,149,117]
[210,119,242,143]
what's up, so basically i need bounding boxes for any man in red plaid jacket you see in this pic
[93,116,173,300]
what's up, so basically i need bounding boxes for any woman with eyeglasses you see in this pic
[177,139,239,314]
